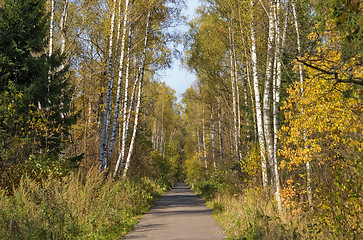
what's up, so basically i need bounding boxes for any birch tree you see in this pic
[250,0,268,189]
[292,0,312,207]
[107,0,131,165]
[210,106,216,170]
[99,0,117,172]
[263,0,276,187]
[271,0,289,212]
[122,10,152,178]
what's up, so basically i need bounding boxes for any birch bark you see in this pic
[122,11,152,178]
[49,0,54,58]
[197,130,202,162]
[250,0,268,190]
[99,0,117,172]
[231,24,241,160]
[228,24,239,161]
[108,0,130,164]
[210,106,216,170]
[263,0,276,187]
[272,0,289,212]
[292,0,312,207]
[44,0,55,109]
[160,98,165,156]
[59,0,68,119]
[118,28,132,155]
[217,96,224,160]
[202,108,208,170]
[60,0,68,55]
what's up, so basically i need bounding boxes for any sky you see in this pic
[158,0,201,101]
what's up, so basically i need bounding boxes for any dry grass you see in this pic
[194,180,361,240]
[0,167,165,239]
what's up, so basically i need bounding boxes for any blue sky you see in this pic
[158,0,201,101]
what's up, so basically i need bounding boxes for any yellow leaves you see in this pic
[280,178,298,212]
[240,147,261,180]
[280,29,362,173]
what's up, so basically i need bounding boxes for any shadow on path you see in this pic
[125,182,226,240]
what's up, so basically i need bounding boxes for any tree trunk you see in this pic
[152,119,157,149]
[59,0,68,119]
[217,96,224,160]
[160,98,165,156]
[233,45,242,160]
[272,0,289,212]
[125,59,140,136]
[202,108,208,170]
[263,0,276,188]
[60,0,68,55]
[107,0,130,165]
[122,10,152,178]
[197,130,202,162]
[250,0,268,190]
[228,24,239,162]
[99,0,117,172]
[49,0,54,58]
[292,0,312,207]
[210,106,216,170]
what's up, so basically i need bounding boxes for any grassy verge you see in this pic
[190,179,361,240]
[0,167,168,239]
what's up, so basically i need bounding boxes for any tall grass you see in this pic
[192,179,362,240]
[0,167,166,239]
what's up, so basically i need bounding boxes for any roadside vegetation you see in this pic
[0,167,170,239]
[188,173,361,240]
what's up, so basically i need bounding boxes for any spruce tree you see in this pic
[0,0,73,163]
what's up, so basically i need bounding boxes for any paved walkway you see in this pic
[125,182,226,240]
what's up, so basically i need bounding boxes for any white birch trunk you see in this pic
[49,0,54,58]
[126,60,139,132]
[239,10,254,145]
[115,0,123,53]
[217,96,223,160]
[160,98,165,156]
[115,56,139,176]
[233,46,242,155]
[107,0,130,165]
[202,108,208,170]
[210,106,216,170]
[246,60,258,146]
[231,24,242,160]
[197,130,202,162]
[122,11,152,178]
[60,0,68,55]
[228,24,239,161]
[99,0,117,172]
[263,0,276,187]
[152,119,157,149]
[272,0,288,212]
[119,21,133,159]
[45,0,55,109]
[292,0,312,207]
[243,67,250,145]
[59,0,68,119]
[250,0,268,190]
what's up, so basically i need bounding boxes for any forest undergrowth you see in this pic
[188,173,362,240]
[0,167,170,239]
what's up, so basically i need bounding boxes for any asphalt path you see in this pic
[125,182,226,240]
